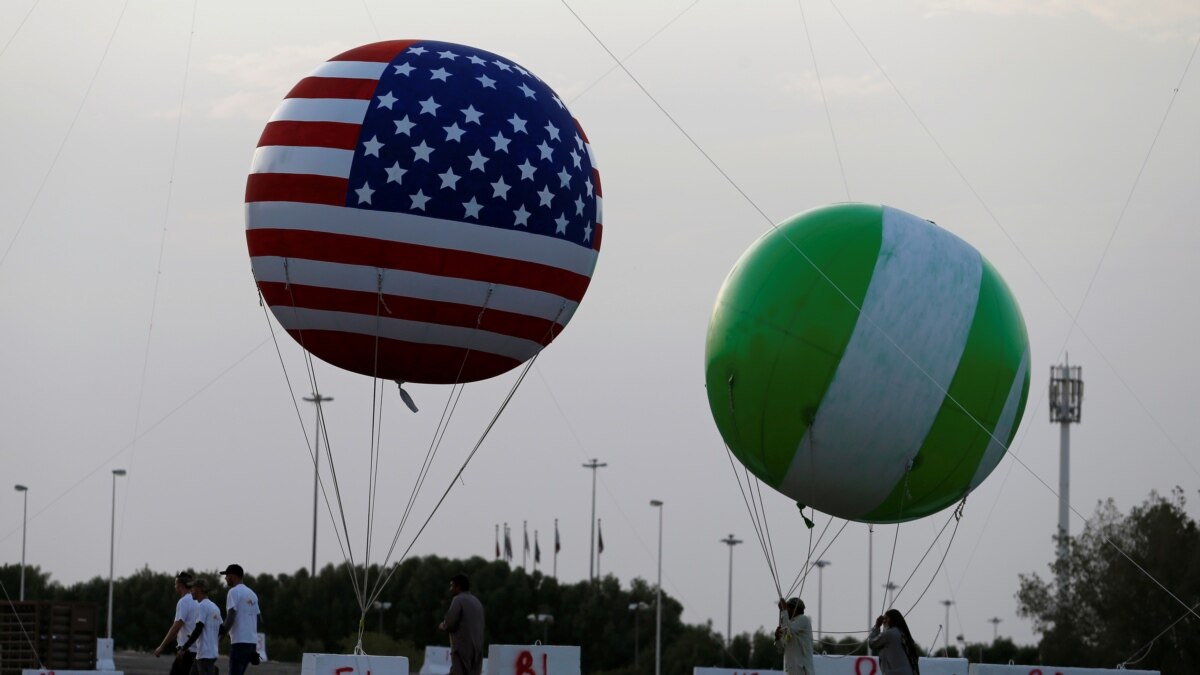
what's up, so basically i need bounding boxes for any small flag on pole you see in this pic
[555,519,561,553]
[504,524,513,561]
[535,531,541,565]
[598,518,605,555]
[495,524,500,559]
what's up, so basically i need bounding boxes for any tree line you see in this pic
[8,487,1192,673]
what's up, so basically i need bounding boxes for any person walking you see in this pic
[868,609,921,675]
[219,564,261,675]
[187,578,222,675]
[154,572,200,675]
[773,597,815,675]
[438,573,484,675]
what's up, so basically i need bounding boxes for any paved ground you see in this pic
[113,652,300,675]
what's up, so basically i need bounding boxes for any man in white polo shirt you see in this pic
[154,572,200,675]
[185,578,222,675]
[219,563,261,675]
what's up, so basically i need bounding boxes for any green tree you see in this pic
[0,564,55,601]
[1017,488,1200,673]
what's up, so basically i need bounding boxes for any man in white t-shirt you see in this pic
[185,578,222,675]
[219,563,261,675]
[155,572,201,675]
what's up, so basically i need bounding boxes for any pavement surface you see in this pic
[113,652,300,675]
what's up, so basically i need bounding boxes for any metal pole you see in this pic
[107,470,127,638]
[814,560,830,641]
[941,600,953,656]
[651,500,663,675]
[14,485,28,601]
[867,524,873,654]
[304,393,333,578]
[989,617,1001,642]
[583,459,606,582]
[1058,420,1070,561]
[719,534,742,645]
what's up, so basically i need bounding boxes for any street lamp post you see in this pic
[628,602,649,667]
[526,614,553,644]
[107,470,127,638]
[813,560,831,641]
[883,581,897,609]
[304,392,333,577]
[14,484,28,600]
[988,616,1002,642]
[941,600,954,656]
[374,601,392,634]
[582,459,607,582]
[650,500,663,675]
[719,534,743,645]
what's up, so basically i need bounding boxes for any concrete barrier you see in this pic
[486,645,580,675]
[96,638,117,671]
[695,667,783,675]
[300,653,410,675]
[967,665,1158,675]
[420,646,452,675]
[24,670,123,675]
[811,655,969,674]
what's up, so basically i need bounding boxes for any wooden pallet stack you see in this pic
[0,602,97,675]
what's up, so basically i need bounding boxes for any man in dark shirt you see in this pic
[438,573,484,675]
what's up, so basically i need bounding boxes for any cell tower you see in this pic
[1049,358,1083,562]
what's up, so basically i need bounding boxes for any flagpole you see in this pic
[597,518,603,579]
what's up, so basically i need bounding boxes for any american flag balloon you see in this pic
[246,40,602,384]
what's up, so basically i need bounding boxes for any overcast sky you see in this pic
[2,0,1198,656]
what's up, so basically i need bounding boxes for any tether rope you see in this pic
[0,0,41,62]
[566,0,703,106]
[0,332,281,549]
[1119,600,1200,669]
[119,0,197,579]
[721,444,783,599]
[364,352,541,610]
[796,0,851,201]
[0,0,129,270]
[261,299,364,605]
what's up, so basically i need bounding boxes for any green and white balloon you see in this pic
[705,203,1030,523]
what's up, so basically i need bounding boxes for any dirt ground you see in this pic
[113,652,301,675]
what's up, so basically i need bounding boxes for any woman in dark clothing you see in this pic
[867,609,920,675]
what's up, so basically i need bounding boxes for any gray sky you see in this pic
[2,0,1198,654]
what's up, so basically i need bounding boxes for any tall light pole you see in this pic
[304,392,333,577]
[107,469,127,638]
[650,499,663,675]
[374,601,392,634]
[582,458,607,582]
[1049,361,1082,567]
[988,616,1002,642]
[14,484,28,600]
[941,600,954,656]
[883,581,897,609]
[628,602,649,667]
[813,560,831,641]
[719,534,742,645]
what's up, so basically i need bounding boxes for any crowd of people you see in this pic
[153,564,262,675]
[149,567,485,675]
[149,567,926,675]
